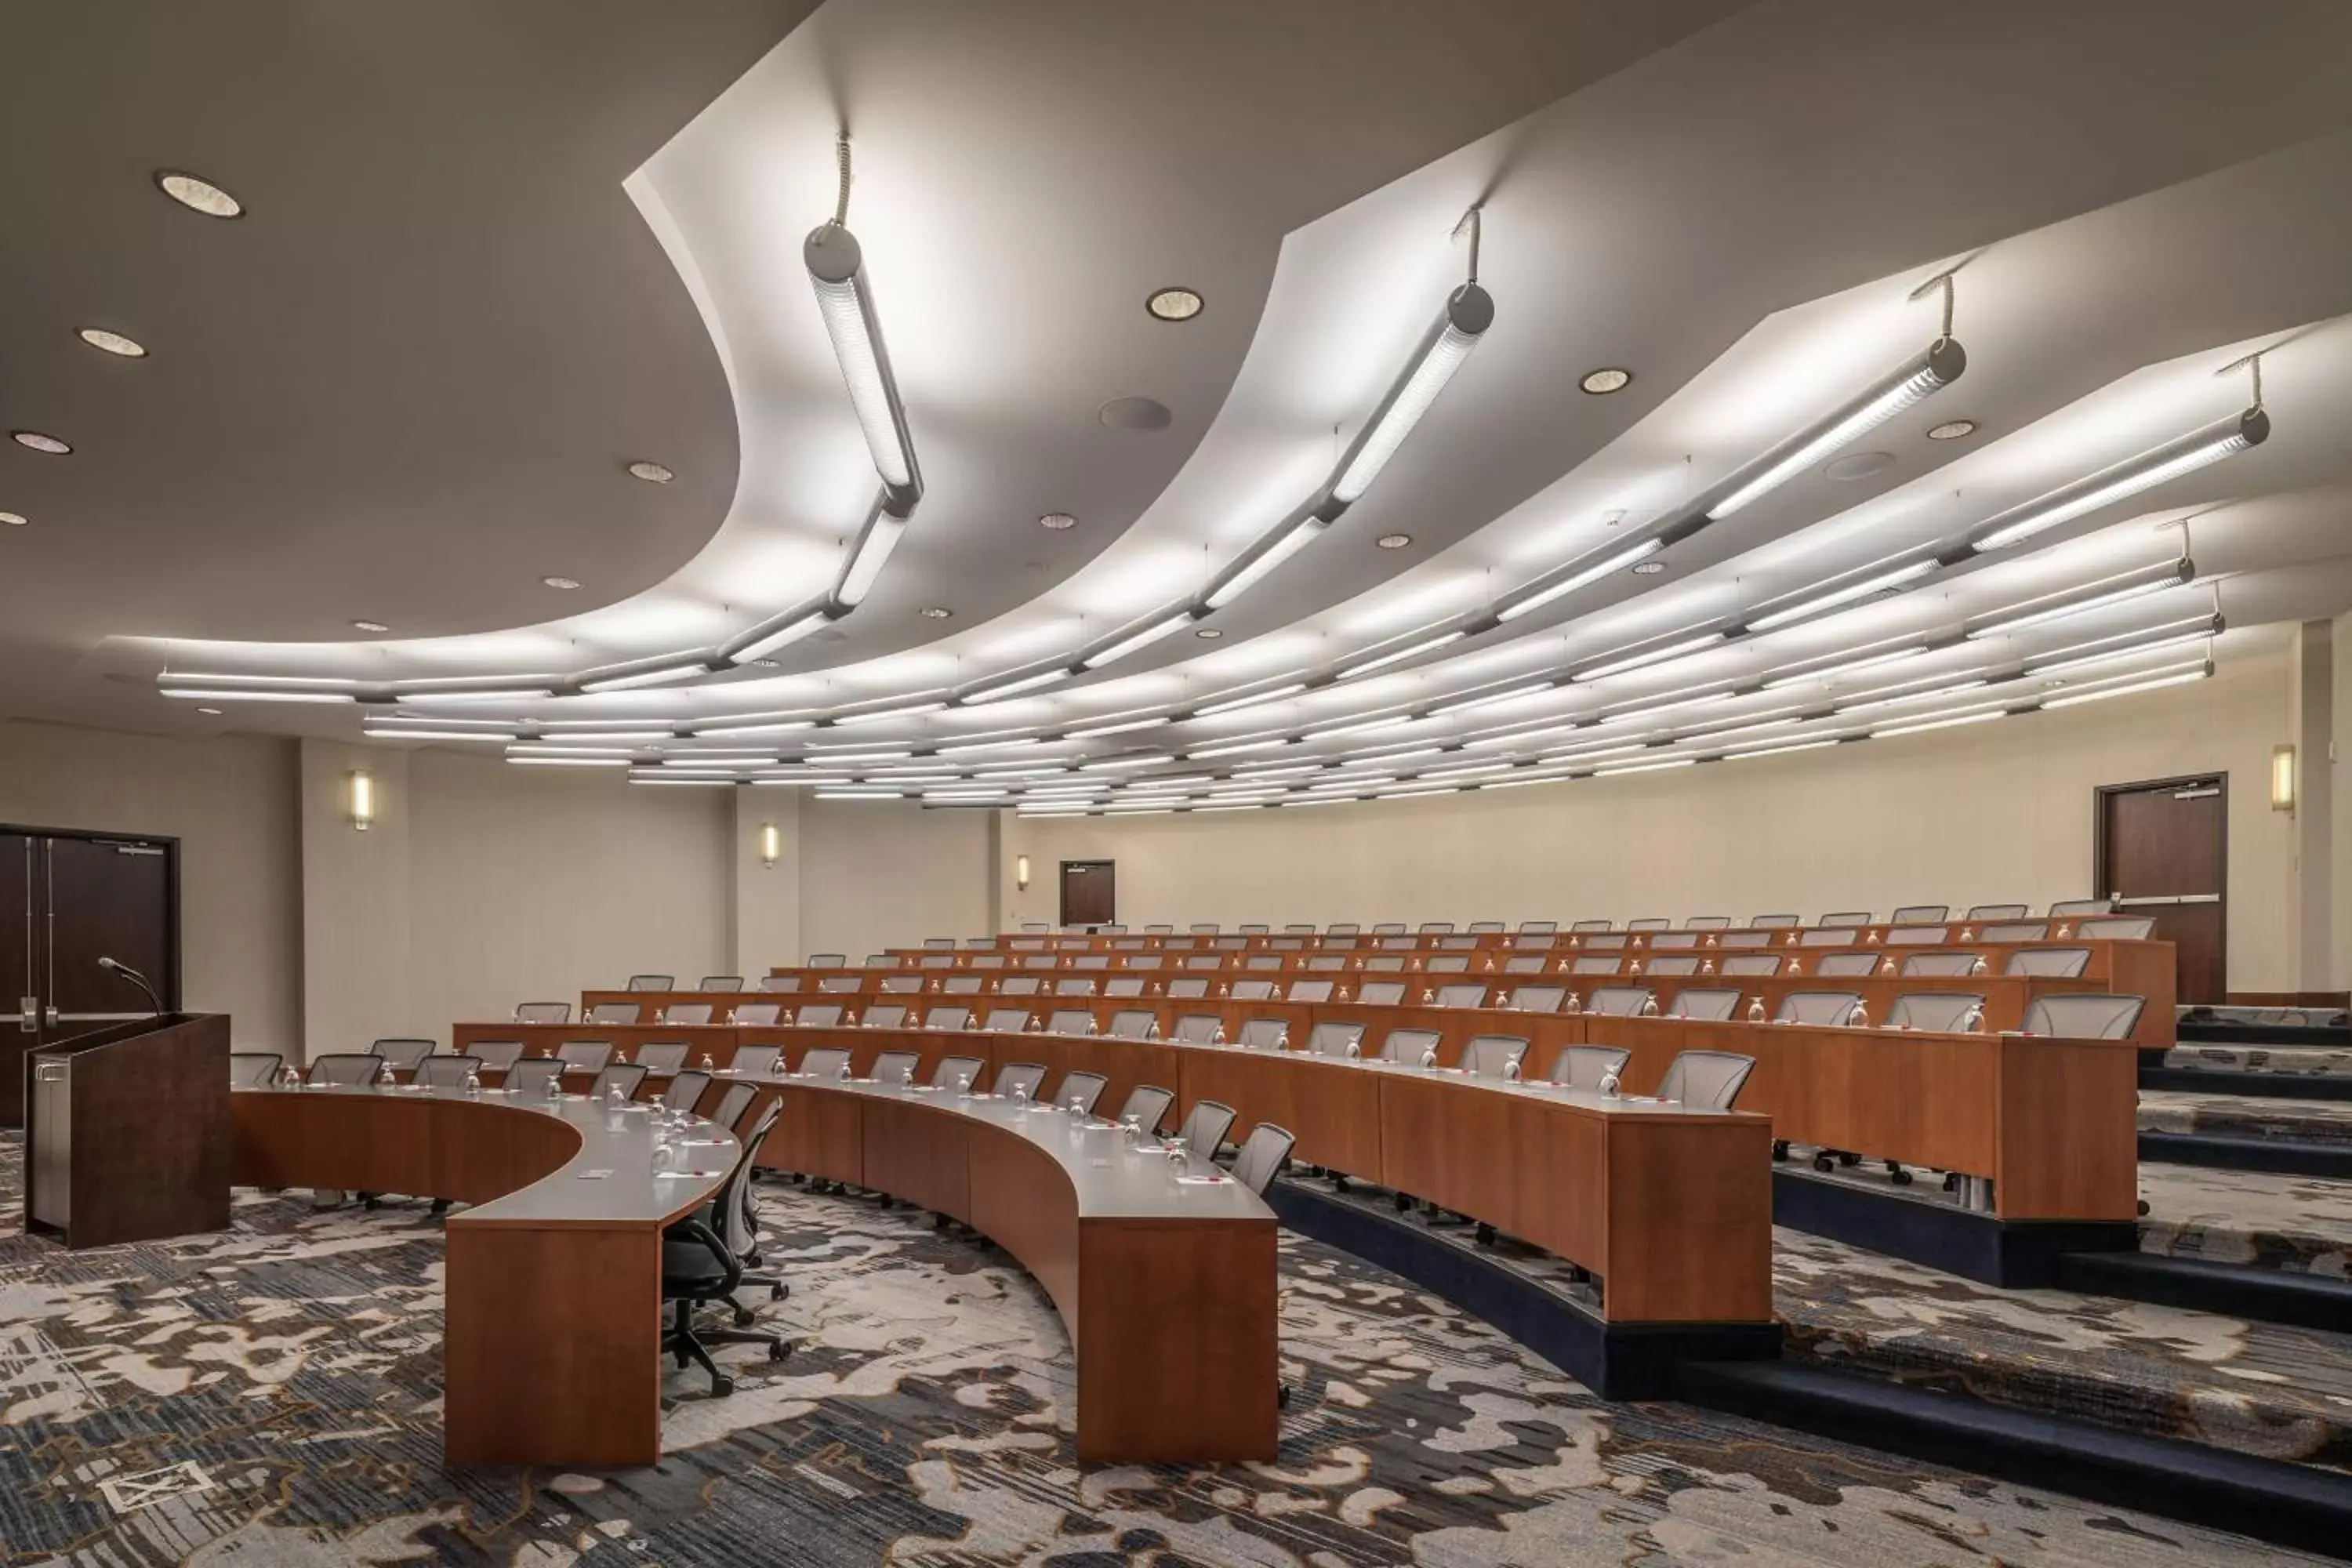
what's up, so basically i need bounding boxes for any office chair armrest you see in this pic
[666,1216,744,1294]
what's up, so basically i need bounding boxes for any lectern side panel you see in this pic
[61,1014,231,1248]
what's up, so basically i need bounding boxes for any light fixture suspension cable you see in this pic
[834,129,853,227]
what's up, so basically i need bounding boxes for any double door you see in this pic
[2,828,180,1124]
[2094,776,2225,1005]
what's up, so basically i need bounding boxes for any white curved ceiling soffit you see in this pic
[8,1,2352,808]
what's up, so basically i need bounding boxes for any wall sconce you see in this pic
[1016,854,1032,891]
[2271,743,2297,812]
[349,769,375,832]
[760,822,782,868]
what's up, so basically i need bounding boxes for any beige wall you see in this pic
[797,798,995,963]
[0,720,303,1051]
[1002,654,2299,992]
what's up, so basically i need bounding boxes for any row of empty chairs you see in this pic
[989,901,2117,938]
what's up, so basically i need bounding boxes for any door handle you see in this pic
[34,1063,66,1083]
[2112,894,2222,907]
[44,1004,59,1028]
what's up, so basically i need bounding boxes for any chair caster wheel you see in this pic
[1813,1156,1833,1173]
[877,1196,893,1210]
[1330,1175,1350,1193]
[770,1283,786,1300]
[2137,1198,2151,1217]
[710,1376,735,1397]
[768,1341,792,1362]
[1392,1192,1411,1212]
[1772,1140,1789,1162]
[1474,1223,1495,1247]
[734,1305,755,1327]
[1277,1382,1291,1409]
[1891,1171,1913,1187]
[1836,1152,1858,1167]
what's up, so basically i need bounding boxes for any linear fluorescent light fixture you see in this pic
[164,672,361,688]
[692,713,818,738]
[1338,630,1465,681]
[1870,704,2014,739]
[1077,753,1176,771]
[1571,630,1729,682]
[1963,557,2194,639]
[721,600,843,666]
[574,651,715,695]
[364,726,514,741]
[1192,683,1307,717]
[2024,614,2223,675]
[2039,661,2212,710]
[1760,643,1932,690]
[506,754,631,768]
[1833,677,1990,716]
[1724,737,1845,760]
[1063,713,1163,739]
[832,699,946,728]
[1707,337,1967,520]
[805,221,922,514]
[963,666,1069,706]
[1969,408,2266,553]
[1080,613,1195,670]
[1325,283,1495,506]
[162,684,357,704]
[1307,713,1414,740]
[1430,681,1557,717]
[1496,538,1662,623]
[1744,557,1940,633]
[936,735,1044,755]
[1593,756,1699,778]
[390,677,559,702]
[1201,513,1324,611]
[830,498,905,609]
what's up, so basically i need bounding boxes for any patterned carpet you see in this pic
[0,1137,2325,1566]
[2140,1089,2352,1146]
[2162,1044,2352,1077]
[2140,1163,2352,1277]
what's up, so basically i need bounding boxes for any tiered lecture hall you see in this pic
[13,6,2352,1566]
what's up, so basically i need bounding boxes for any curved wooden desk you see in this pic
[230,1084,735,1468]
[749,1076,1278,1464]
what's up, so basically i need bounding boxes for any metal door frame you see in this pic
[2,823,183,1037]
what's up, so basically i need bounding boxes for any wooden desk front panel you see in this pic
[230,1090,579,1205]
[1077,1217,1279,1464]
[1176,1047,1384,1176]
[862,1095,973,1221]
[1994,1033,2140,1221]
[1599,1116,1776,1322]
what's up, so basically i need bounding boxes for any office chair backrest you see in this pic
[1167,977,1210,999]
[795,1004,844,1028]
[1901,952,1982,977]
[591,1063,648,1102]
[932,1054,985,1089]
[1884,924,1951,946]
[1000,976,1043,996]
[1965,902,2028,920]
[1365,953,1408,970]
[923,937,956,950]
[1627,917,1670,933]
[969,953,1007,969]
[1464,920,1503,935]
[818,975,864,995]
[1243,954,1282,971]
[665,1003,715,1025]
[1419,921,1456,935]
[1891,905,1949,924]
[1073,953,1110,971]
[982,1007,1032,1033]
[633,1041,689,1074]
[918,955,956,969]
[1056,1069,1109,1116]
[1644,956,1701,976]
[940,975,984,995]
[589,1002,642,1025]
[1327,922,1362,936]
[1371,922,1406,935]
[1306,1021,1364,1057]
[1585,985,1654,1018]
[1286,979,1334,1003]
[1214,937,1247,950]
[870,1050,919,1086]
[1569,919,1613,932]
[416,1054,478,1088]
[1650,932,1698,950]
[1798,927,1860,948]
[1668,988,1743,1022]
[1045,1008,1097,1036]
[515,1001,571,1024]
[759,974,802,992]
[1123,954,1163,970]
[808,953,848,967]
[1549,1044,1630,1091]
[1512,934,1554,952]
[1817,911,1873,927]
[230,1051,283,1087]
[468,1040,524,1073]
[1684,916,1731,930]
[1776,991,1864,1026]
[1238,1018,1287,1051]
[1462,1034,1527,1080]
[924,1005,973,1032]
[2020,993,2146,1039]
[1283,923,1317,934]
[1229,1123,1296,1195]
[2007,946,2090,978]
[1886,993,1986,1032]
[880,975,923,995]
[1054,978,1098,997]
[1173,1011,1225,1043]
[1182,954,1222,971]
[713,1101,782,1257]
[1231,979,1277,1000]
[1116,1083,1174,1134]
[1571,956,1621,975]
[506,1058,564,1096]
[706,1081,757,1131]
[1238,923,1269,935]
[1357,981,1407,1006]
[1503,955,1548,975]
[2078,915,2157,940]
[729,1044,782,1077]
[1748,914,1800,929]
[666,1069,713,1115]
[1175,1098,1237,1156]
[1432,983,1487,1009]
[1720,954,1783,977]
[1814,953,1881,978]
[699,975,746,991]
[1140,923,1172,935]
[732,1002,782,1026]
[800,1046,851,1078]
[2048,898,2114,916]
[1189,922,1219,935]
[1378,1026,1441,1064]
[862,1004,909,1029]
[1107,1009,1157,1040]
[1517,920,1558,935]
[1438,936,1478,953]
[1104,976,1147,997]
[1425,954,1470,973]
[369,1037,436,1072]
[1717,931,1772,949]
[627,974,675,992]
[1655,1050,1755,1109]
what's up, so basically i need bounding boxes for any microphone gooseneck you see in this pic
[97,956,163,1016]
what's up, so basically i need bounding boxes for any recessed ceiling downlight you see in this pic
[1631,560,1667,575]
[1927,419,1980,441]
[352,619,390,633]
[156,171,243,218]
[1580,367,1632,395]
[1376,533,1414,550]
[1039,512,1077,531]
[1146,287,1204,322]
[1194,627,1224,640]
[919,606,953,619]
[626,460,674,484]
[78,328,147,358]
[11,432,71,455]
[542,575,581,590]
[2,511,25,527]
[195,706,223,716]
[1098,397,1173,431]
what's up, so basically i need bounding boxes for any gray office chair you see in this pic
[1053,978,1099,997]
[1548,1044,1630,1090]
[1717,931,1772,949]
[808,953,848,967]
[1667,988,1743,1022]
[795,1004,844,1028]
[918,955,956,970]
[306,1053,385,1087]
[1798,928,1861,948]
[1818,911,1873,927]
[1568,919,1612,932]
[1173,1013,1222,1044]
[1327,923,1362,936]
[940,974,985,995]
[993,1061,1047,1100]
[590,1063,648,1102]
[1242,954,1283,972]
[1238,1018,1288,1051]
[1115,1083,1174,1135]
[1720,954,1783,977]
[859,1004,908,1029]
[1461,1034,1528,1080]
[1174,1098,1237,1158]
[729,1044,782,1077]
[1650,932,1699,950]
[1654,1050,1755,1109]
[968,955,1006,969]
[1108,1009,1158,1040]
[1305,956,1348,974]
[468,1040,524,1073]
[1189,923,1220,935]
[1748,914,1800,929]
[800,1046,851,1079]
[700,975,746,991]
[1240,923,1271,935]
[1643,956,1701,976]
[1122,954,1164,971]
[1305,1021,1363,1057]
[1815,953,1882,978]
[817,975,865,995]
[415,1054,480,1089]
[506,1058,565,1096]
[514,1002,571,1024]
[2048,898,2114,916]
[1584,985,1654,1018]
[2007,947,2091,978]
[664,1003,714,1025]
[1884,924,1951,945]
[1370,922,1406,935]
[1285,979,1334,1004]
[1357,981,1408,1006]
[1570,956,1621,975]
[1965,903,2028,920]
[1776,991,1865,1026]
[1502,955,1548,975]
[733,1002,783,1026]
[1417,921,1456,935]
[1377,1027,1441,1064]
[1431,983,1487,1009]
[1057,1070,1109,1117]
[759,975,802,992]
[871,1050,920,1087]
[230,1051,282,1087]
[659,1102,789,1397]
[1627,917,1671,933]
[1901,951,1984,977]
[1683,916,1731,930]
[666,1069,713,1116]
[933,1054,985,1089]
[1144,924,1175,935]
[1282,923,1317,935]
[2020,994,2146,1038]
[627,974,675,992]
[1980,921,2049,942]
[1364,953,1409,969]
[880,975,925,995]
[1885,993,1986,1032]
[1890,905,1948,924]
[926,1006,975,1031]
[369,1038,436,1073]
[1045,1008,1097,1036]
[2078,916,2157,940]
[1230,980,1277,1001]
[982,1008,1033,1033]
[1104,976,1148,998]
[1230,1123,1296,1196]
[706,1081,757,1132]
[589,1002,642,1025]
[556,1040,614,1073]
[1000,976,1044,996]
[633,1041,690,1076]
[1424,954,1472,973]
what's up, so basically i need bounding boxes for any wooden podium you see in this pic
[23,1012,231,1249]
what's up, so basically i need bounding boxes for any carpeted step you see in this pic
[2140,1088,2352,1147]
[1773,1226,2352,1474]
[2053,1250,2352,1335]
[2140,1130,2352,1178]
[2140,1163,2352,1279]
[2159,1042,2352,1079]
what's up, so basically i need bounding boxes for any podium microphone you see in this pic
[97,956,163,1016]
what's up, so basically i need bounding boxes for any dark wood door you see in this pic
[2,835,33,1123]
[1060,861,1116,929]
[2095,775,2226,1005]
